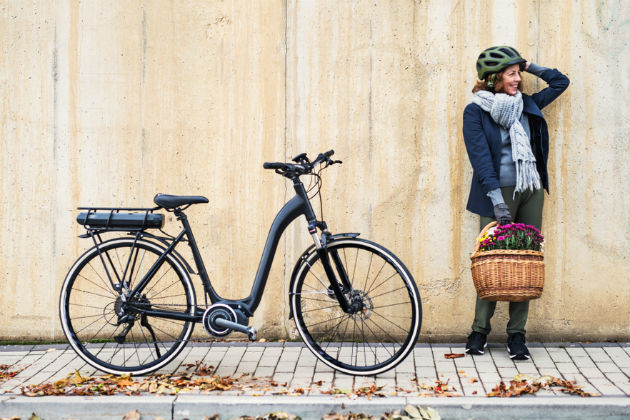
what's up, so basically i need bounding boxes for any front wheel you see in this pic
[59,238,196,375]
[290,238,421,375]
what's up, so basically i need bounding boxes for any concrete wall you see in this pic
[1,0,628,342]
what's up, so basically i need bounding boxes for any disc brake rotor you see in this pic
[347,290,373,319]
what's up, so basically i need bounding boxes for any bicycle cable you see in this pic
[305,163,325,225]
[158,228,177,241]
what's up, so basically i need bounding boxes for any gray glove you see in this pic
[493,203,513,225]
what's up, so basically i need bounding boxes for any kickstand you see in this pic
[141,315,162,358]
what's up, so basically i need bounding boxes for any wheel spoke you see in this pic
[292,239,421,375]
[370,309,412,336]
[365,260,388,293]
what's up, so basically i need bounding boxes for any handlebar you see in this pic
[263,150,339,177]
[262,162,289,170]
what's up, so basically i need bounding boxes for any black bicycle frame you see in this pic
[128,175,352,323]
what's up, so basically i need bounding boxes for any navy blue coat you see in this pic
[462,68,570,217]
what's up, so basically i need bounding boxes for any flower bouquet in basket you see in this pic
[470,221,545,302]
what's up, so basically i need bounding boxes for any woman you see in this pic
[462,46,569,359]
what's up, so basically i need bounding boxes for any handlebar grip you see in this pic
[312,150,335,166]
[263,162,285,170]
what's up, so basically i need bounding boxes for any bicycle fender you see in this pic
[288,232,359,319]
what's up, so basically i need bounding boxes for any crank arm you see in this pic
[213,318,257,341]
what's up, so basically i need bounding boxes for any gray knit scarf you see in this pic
[472,90,541,195]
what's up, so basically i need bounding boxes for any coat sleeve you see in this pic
[463,103,500,194]
[528,64,570,110]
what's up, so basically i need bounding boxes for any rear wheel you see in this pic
[290,238,421,375]
[59,238,196,375]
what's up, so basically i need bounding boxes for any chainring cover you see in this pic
[202,303,238,337]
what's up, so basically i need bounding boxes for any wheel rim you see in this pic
[292,239,421,375]
[60,239,195,374]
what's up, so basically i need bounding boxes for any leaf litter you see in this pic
[15,358,598,400]
[20,367,236,397]
[228,405,442,420]
[487,374,599,397]
[0,364,24,382]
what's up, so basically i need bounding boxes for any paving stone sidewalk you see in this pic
[1,341,630,419]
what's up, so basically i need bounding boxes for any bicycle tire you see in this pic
[290,237,421,375]
[59,237,196,375]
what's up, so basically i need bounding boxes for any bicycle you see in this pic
[59,150,422,376]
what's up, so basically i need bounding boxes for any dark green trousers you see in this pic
[472,186,544,335]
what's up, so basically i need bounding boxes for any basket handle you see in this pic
[473,221,498,253]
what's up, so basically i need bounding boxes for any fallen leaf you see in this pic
[355,384,386,399]
[116,378,135,387]
[404,404,422,418]
[332,388,352,395]
[469,378,478,384]
[424,407,442,420]
[443,353,465,359]
[29,414,42,420]
[122,409,141,420]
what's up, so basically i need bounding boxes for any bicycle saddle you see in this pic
[154,194,209,209]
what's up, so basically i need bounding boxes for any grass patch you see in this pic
[0,339,68,346]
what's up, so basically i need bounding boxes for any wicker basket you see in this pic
[470,222,544,302]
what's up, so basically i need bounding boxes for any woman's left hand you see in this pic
[493,203,513,225]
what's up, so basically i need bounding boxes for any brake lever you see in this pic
[324,159,342,167]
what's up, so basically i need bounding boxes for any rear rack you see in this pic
[77,206,163,233]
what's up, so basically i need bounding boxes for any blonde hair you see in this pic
[472,68,523,94]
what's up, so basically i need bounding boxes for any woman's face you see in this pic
[499,64,521,95]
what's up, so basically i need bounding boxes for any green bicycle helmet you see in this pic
[476,45,526,80]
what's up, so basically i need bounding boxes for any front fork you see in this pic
[308,222,353,313]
